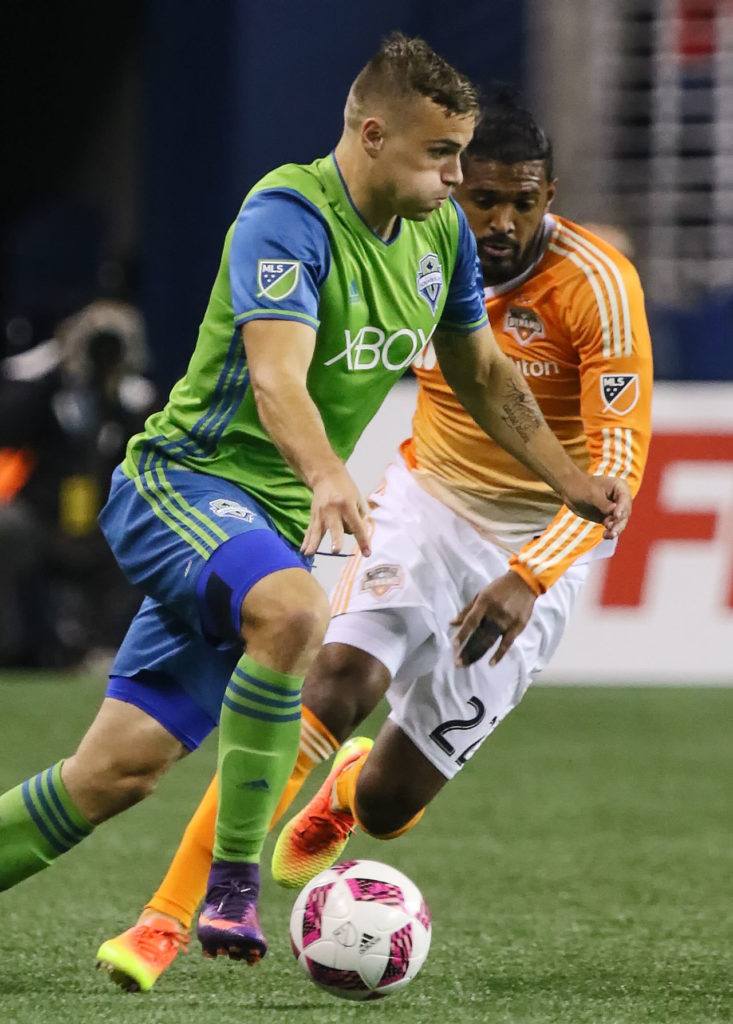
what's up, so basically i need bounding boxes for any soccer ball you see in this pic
[290,859,432,1001]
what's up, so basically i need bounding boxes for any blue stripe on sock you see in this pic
[21,780,68,854]
[44,768,88,842]
[222,695,301,723]
[227,679,301,710]
[233,667,302,698]
[32,774,79,850]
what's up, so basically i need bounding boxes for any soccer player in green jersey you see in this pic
[0,33,630,974]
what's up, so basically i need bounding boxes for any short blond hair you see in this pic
[347,32,480,128]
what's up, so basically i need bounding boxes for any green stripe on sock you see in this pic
[227,679,301,712]
[47,763,92,837]
[233,666,302,698]
[1,763,94,890]
[238,654,303,692]
[21,780,66,854]
[214,655,304,863]
[34,773,78,850]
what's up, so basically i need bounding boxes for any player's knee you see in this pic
[282,601,330,657]
[63,751,168,822]
[354,764,424,837]
[305,644,389,741]
[105,763,162,809]
[243,571,330,669]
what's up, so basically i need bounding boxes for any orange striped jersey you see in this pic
[400,214,653,595]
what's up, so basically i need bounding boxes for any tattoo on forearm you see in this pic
[500,376,543,443]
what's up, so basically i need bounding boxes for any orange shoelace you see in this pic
[296,811,353,852]
[131,925,189,961]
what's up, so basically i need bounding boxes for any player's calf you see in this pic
[0,698,186,892]
[353,759,426,838]
[63,697,188,823]
[303,642,392,743]
[350,720,446,837]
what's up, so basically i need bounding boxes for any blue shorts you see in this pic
[99,463,311,744]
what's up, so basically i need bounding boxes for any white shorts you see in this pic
[325,460,587,780]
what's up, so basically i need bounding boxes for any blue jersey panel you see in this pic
[439,199,488,332]
[230,189,332,329]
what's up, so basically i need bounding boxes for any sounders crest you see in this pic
[416,252,443,314]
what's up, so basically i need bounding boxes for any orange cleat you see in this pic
[96,915,188,992]
[271,736,373,889]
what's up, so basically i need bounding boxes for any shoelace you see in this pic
[297,812,353,851]
[131,925,189,960]
[208,881,257,920]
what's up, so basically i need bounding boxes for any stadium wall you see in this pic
[315,380,733,686]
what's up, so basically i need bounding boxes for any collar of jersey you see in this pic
[327,153,403,247]
[483,214,557,299]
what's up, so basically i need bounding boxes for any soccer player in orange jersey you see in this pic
[271,94,652,873]
[96,93,649,991]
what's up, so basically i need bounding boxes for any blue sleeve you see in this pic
[230,189,331,330]
[438,200,488,333]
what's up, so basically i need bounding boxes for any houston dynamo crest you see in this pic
[416,252,443,314]
[505,306,545,346]
[257,260,300,301]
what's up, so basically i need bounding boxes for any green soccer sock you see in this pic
[214,653,303,863]
[0,761,93,890]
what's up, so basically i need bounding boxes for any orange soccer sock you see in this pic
[334,753,425,840]
[145,706,339,929]
[145,774,218,930]
[270,707,339,827]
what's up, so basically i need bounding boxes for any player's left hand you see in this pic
[451,570,537,668]
[563,474,632,540]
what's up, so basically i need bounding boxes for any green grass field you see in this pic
[0,674,730,1024]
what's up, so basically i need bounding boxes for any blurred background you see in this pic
[1,0,731,679]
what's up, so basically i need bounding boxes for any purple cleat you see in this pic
[196,861,267,963]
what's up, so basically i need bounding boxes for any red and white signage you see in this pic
[315,381,733,685]
[549,384,733,684]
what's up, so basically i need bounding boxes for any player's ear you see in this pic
[545,179,558,209]
[361,117,386,158]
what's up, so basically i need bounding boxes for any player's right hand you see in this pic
[562,473,632,539]
[451,570,537,667]
[301,466,371,558]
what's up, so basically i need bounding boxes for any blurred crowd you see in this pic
[0,301,156,669]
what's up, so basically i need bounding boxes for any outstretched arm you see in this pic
[242,319,370,557]
[433,324,631,537]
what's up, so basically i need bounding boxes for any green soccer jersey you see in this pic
[124,154,487,546]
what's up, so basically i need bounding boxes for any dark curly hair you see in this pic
[467,85,554,178]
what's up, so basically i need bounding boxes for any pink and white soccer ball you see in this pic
[290,859,432,1001]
